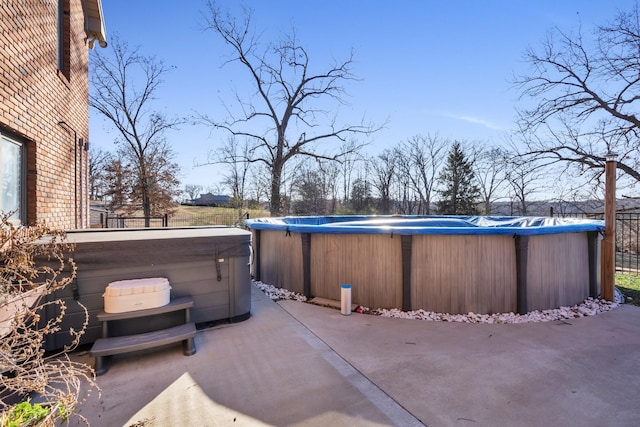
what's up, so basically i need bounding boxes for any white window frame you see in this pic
[0,132,25,224]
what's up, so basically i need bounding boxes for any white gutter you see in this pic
[83,0,107,48]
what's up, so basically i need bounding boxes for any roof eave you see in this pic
[84,0,107,48]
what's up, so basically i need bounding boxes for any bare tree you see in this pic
[205,183,225,195]
[103,143,181,217]
[548,178,602,217]
[215,137,252,210]
[200,3,378,215]
[88,145,111,200]
[504,153,546,215]
[316,159,341,214]
[183,184,203,203]
[102,155,128,210]
[336,141,364,206]
[471,144,508,214]
[392,165,417,215]
[515,4,640,189]
[90,37,182,226]
[370,149,397,214]
[247,163,270,208]
[279,156,306,215]
[395,134,447,215]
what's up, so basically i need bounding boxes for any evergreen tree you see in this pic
[436,143,481,215]
[293,169,328,215]
[350,178,374,214]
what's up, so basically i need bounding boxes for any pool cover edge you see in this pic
[245,215,604,236]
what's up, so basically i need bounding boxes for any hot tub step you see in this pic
[90,323,196,356]
[90,323,196,375]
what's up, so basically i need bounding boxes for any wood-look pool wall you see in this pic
[310,234,403,309]
[526,233,590,311]
[256,229,304,295]
[252,229,599,314]
[410,234,517,314]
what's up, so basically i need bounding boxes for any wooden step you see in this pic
[96,297,194,321]
[90,323,196,357]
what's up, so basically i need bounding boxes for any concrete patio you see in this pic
[72,284,640,426]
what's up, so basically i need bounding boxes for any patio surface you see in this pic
[72,284,640,426]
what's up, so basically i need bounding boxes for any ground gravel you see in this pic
[254,280,621,324]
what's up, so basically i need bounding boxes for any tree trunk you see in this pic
[270,165,283,216]
[143,190,151,227]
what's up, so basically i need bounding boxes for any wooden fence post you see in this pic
[602,153,617,301]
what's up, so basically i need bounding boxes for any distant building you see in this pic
[0,0,107,228]
[192,193,231,207]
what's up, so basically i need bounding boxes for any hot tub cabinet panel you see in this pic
[41,227,251,351]
[247,216,604,315]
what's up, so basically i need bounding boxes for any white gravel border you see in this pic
[254,280,621,324]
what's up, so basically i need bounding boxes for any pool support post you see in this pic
[401,235,412,311]
[587,231,599,299]
[253,230,261,282]
[602,153,617,302]
[301,233,312,298]
[515,235,529,314]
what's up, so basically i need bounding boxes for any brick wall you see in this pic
[0,0,90,229]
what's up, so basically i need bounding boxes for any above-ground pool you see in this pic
[245,216,605,315]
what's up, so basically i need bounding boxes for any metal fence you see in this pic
[95,213,168,228]
[615,213,639,274]
[93,211,249,229]
[555,212,639,275]
[167,212,249,227]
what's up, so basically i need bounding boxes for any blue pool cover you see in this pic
[244,215,605,236]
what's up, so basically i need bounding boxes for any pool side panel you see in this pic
[526,233,590,311]
[258,230,304,295]
[411,235,517,314]
[310,233,403,309]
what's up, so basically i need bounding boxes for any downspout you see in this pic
[79,137,86,227]
[84,139,89,225]
[58,121,79,229]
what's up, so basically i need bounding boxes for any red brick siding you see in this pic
[0,0,90,229]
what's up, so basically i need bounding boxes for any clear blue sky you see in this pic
[90,0,636,191]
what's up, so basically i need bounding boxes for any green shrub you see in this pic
[2,401,49,427]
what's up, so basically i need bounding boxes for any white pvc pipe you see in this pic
[341,284,351,316]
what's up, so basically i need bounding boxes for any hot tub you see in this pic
[245,216,604,315]
[40,227,251,351]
